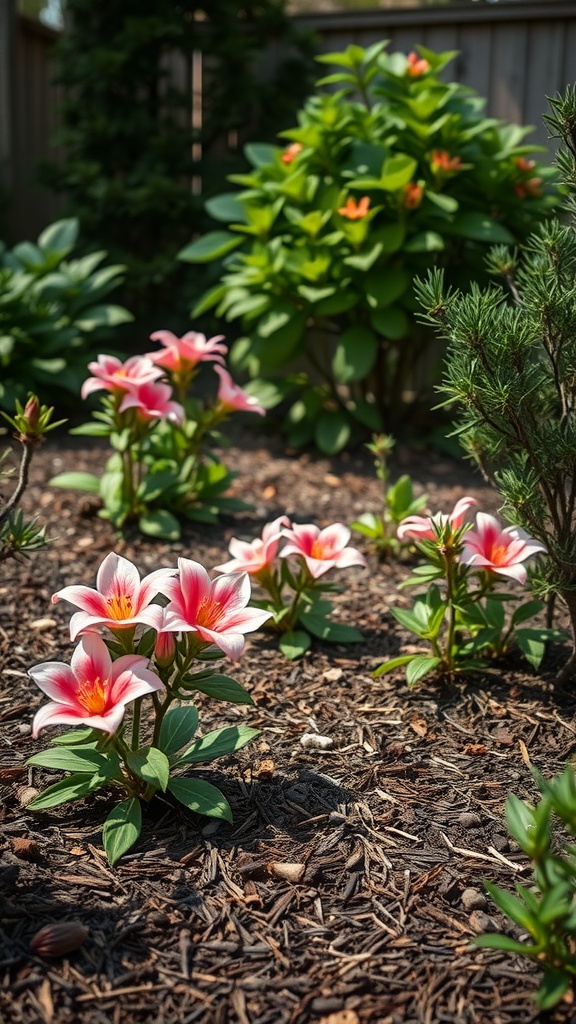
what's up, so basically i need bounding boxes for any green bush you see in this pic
[0,218,132,409]
[180,43,558,453]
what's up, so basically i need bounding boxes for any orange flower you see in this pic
[281,142,303,165]
[514,177,543,199]
[337,195,370,220]
[431,150,462,173]
[514,157,536,173]
[402,182,424,209]
[406,52,430,77]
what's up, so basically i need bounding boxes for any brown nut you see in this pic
[30,920,88,958]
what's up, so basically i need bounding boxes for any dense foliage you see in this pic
[0,218,131,410]
[180,43,557,452]
[40,0,316,329]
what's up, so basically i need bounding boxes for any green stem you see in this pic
[131,697,142,751]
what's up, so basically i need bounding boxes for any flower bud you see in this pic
[30,921,88,958]
[154,630,176,668]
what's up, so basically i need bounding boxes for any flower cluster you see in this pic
[376,497,559,685]
[215,517,366,658]
[51,330,265,539]
[27,552,270,863]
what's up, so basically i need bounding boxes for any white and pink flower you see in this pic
[30,633,164,737]
[158,558,272,660]
[52,552,175,641]
[279,522,366,579]
[148,330,228,374]
[118,380,185,423]
[214,516,290,575]
[460,513,546,584]
[397,496,478,543]
[81,355,163,400]
[214,366,266,417]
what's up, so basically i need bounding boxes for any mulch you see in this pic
[1,424,575,1024]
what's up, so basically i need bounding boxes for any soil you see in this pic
[1,424,576,1024]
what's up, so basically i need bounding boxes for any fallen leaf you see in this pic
[11,837,42,862]
[409,715,428,738]
[462,743,488,756]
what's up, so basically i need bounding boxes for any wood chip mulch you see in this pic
[1,426,575,1024]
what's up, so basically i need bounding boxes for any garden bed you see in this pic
[0,426,574,1024]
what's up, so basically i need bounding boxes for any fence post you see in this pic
[0,0,16,230]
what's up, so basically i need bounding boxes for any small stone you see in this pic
[458,811,481,828]
[30,617,57,631]
[468,910,497,934]
[490,833,510,852]
[461,887,487,912]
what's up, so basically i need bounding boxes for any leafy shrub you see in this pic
[180,43,557,453]
[0,218,132,410]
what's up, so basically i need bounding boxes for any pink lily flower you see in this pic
[52,552,176,641]
[158,558,272,660]
[148,330,228,373]
[279,522,366,579]
[214,366,266,417]
[460,513,546,584]
[30,633,164,737]
[81,355,163,400]
[214,516,291,575]
[397,496,478,542]
[118,380,185,424]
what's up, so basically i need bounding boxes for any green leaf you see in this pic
[474,934,538,955]
[26,772,108,810]
[406,656,441,687]
[244,142,278,168]
[187,674,254,705]
[515,628,547,670]
[344,242,383,272]
[366,267,410,309]
[537,970,572,1011]
[300,609,364,644]
[279,629,312,659]
[168,777,233,823]
[373,654,418,677]
[370,306,410,341]
[176,725,259,766]
[138,510,181,541]
[178,231,244,263]
[75,305,133,330]
[483,881,535,931]
[38,217,79,255]
[158,706,199,756]
[511,600,545,626]
[102,798,142,866]
[332,327,378,384]
[126,746,170,793]
[448,212,515,244]
[205,193,247,223]
[405,231,445,253]
[27,746,110,774]
[315,410,351,455]
[50,727,99,746]
[69,422,112,437]
[49,471,101,493]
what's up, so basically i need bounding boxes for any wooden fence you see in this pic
[2,1,576,242]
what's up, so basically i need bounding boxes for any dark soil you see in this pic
[1,426,576,1024]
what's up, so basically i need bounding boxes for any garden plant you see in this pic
[50,330,265,540]
[0,218,132,410]
[25,551,270,865]
[476,765,576,1010]
[350,433,429,557]
[215,515,366,658]
[180,42,557,452]
[416,84,576,682]
[375,496,563,686]
[0,396,65,567]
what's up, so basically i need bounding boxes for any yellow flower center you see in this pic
[197,596,222,629]
[490,544,508,565]
[311,540,327,559]
[107,593,133,620]
[77,676,108,714]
